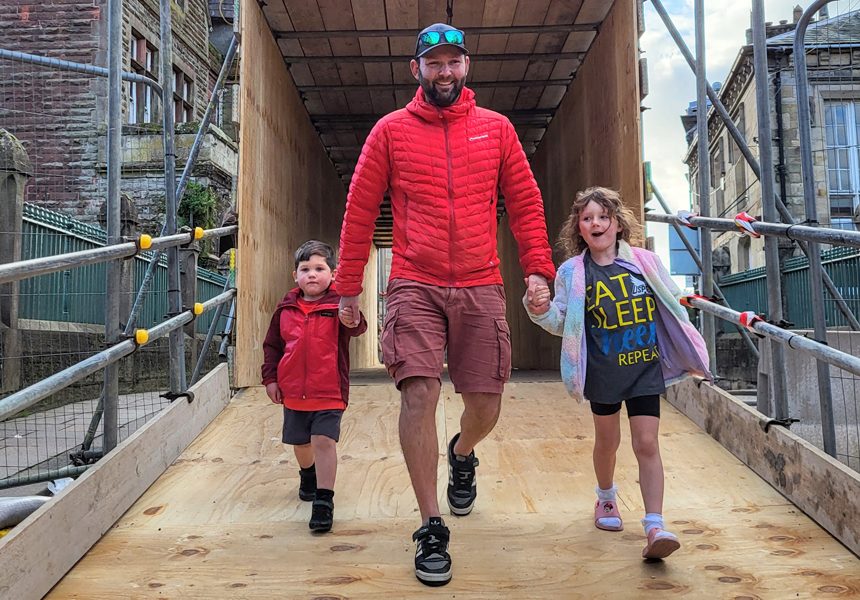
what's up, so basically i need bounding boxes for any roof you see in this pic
[768,9,860,47]
[259,0,621,246]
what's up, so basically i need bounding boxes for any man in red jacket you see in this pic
[337,23,555,586]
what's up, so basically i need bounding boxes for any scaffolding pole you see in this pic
[795,0,837,457]
[650,183,760,358]
[0,291,235,423]
[752,0,788,419]
[103,0,123,453]
[694,0,716,373]
[649,0,860,331]
[160,0,185,394]
[685,297,860,379]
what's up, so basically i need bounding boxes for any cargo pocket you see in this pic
[381,307,399,371]
[494,318,512,380]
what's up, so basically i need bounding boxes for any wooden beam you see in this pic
[274,23,602,38]
[0,365,231,600]
[298,78,572,92]
[283,52,585,63]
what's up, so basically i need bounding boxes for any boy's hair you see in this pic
[557,186,643,258]
[294,240,336,270]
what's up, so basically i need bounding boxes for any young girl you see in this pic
[524,187,711,560]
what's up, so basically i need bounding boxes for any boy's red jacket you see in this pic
[337,86,555,296]
[261,286,367,411]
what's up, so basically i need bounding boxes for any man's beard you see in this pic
[418,72,464,107]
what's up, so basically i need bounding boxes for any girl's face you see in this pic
[578,200,619,254]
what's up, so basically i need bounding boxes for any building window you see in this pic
[731,104,747,210]
[824,100,860,230]
[711,138,725,215]
[129,32,158,124]
[173,68,194,123]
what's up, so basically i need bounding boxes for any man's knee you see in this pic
[400,377,440,413]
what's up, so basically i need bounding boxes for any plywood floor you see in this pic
[48,373,859,599]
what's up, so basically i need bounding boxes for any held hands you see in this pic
[265,382,282,404]
[339,295,360,328]
[525,274,551,315]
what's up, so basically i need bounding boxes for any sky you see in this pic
[639,0,857,270]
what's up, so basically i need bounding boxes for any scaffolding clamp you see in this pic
[161,390,195,404]
[738,311,765,337]
[760,417,800,433]
[676,210,698,229]
[733,211,761,238]
[122,234,152,260]
[680,294,722,308]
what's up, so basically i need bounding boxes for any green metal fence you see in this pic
[19,203,229,334]
[718,247,860,331]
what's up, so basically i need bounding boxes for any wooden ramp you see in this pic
[49,373,859,598]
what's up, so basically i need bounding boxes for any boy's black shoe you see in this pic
[309,489,334,533]
[412,517,452,586]
[299,464,316,501]
[447,433,479,516]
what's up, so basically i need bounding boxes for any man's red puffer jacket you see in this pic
[337,86,555,296]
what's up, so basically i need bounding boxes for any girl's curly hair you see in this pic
[556,186,643,258]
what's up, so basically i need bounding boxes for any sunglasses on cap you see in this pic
[419,29,465,47]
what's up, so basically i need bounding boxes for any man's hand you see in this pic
[265,382,282,404]
[525,274,550,314]
[339,295,360,328]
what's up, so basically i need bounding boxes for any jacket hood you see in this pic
[406,86,476,123]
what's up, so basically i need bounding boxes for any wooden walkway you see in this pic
[48,374,859,598]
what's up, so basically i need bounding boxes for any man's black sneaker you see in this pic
[309,490,334,533]
[447,433,479,516]
[299,464,316,501]
[412,517,452,586]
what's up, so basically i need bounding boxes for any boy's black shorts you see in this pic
[282,407,344,445]
[589,394,661,418]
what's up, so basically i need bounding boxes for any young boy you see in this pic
[261,240,367,533]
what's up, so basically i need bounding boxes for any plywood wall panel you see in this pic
[236,0,361,387]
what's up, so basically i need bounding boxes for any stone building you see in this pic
[0,0,238,236]
[683,7,860,275]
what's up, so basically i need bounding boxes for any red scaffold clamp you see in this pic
[676,210,698,229]
[738,310,765,333]
[733,211,761,238]
[680,294,708,308]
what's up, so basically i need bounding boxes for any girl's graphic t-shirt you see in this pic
[583,254,666,404]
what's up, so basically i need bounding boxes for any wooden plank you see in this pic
[0,365,231,600]
[666,378,860,556]
[471,0,517,106]
[352,0,396,112]
[46,379,860,597]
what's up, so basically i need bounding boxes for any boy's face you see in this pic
[293,254,334,300]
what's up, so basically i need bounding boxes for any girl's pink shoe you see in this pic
[642,528,680,559]
[594,499,623,531]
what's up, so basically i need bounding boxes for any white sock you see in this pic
[642,512,664,535]
[595,484,617,502]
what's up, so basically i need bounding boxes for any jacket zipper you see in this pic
[302,313,309,400]
[441,113,455,285]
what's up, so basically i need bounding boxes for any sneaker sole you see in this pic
[309,523,332,533]
[643,537,680,559]
[447,498,475,516]
[416,569,452,586]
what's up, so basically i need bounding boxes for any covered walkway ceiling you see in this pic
[259,0,617,245]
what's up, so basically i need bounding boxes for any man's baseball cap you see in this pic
[414,23,468,59]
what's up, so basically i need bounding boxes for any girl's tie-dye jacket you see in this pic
[524,241,713,401]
